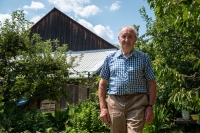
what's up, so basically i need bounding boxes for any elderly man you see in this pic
[98,26,156,133]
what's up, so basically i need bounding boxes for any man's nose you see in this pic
[124,37,129,41]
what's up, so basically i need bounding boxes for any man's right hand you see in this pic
[100,108,111,124]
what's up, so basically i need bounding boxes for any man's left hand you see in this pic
[144,106,154,124]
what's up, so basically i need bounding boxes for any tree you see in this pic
[136,0,200,109]
[0,10,81,110]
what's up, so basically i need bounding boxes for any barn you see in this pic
[30,7,118,111]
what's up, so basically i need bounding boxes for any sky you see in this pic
[0,0,155,45]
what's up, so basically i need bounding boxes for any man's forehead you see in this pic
[120,27,134,34]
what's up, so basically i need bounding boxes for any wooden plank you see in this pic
[175,118,198,124]
[40,99,55,111]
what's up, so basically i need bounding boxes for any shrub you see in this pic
[45,108,71,131]
[0,107,54,133]
[69,101,109,133]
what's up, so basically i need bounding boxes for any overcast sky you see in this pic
[0,0,155,44]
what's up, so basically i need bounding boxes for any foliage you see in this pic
[0,10,33,112]
[147,0,200,51]
[0,107,73,132]
[198,113,200,124]
[0,10,82,112]
[69,101,109,133]
[144,0,200,85]
[45,108,71,131]
[0,107,54,133]
[136,0,200,121]
[168,88,200,112]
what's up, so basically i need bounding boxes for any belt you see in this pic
[121,92,147,96]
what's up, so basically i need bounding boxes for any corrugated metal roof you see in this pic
[69,49,117,78]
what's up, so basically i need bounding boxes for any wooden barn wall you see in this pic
[31,8,116,51]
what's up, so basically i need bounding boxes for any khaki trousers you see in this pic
[107,93,148,133]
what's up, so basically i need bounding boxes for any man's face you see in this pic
[118,27,137,51]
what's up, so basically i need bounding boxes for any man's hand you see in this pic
[100,108,111,124]
[144,106,154,124]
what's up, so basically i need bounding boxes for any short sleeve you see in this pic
[100,56,110,80]
[144,54,155,81]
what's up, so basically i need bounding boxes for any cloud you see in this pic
[78,5,101,18]
[30,15,42,23]
[110,1,121,11]
[78,19,94,31]
[94,25,114,41]
[23,1,45,10]
[78,19,113,42]
[0,14,11,23]
[48,0,101,18]
[23,10,29,15]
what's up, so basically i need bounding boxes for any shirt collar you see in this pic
[116,49,138,58]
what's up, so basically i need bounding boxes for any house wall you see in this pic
[77,79,89,103]
[58,80,89,109]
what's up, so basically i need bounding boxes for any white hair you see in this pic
[118,26,138,38]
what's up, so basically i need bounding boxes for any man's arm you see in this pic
[145,79,156,124]
[147,79,156,105]
[98,78,110,124]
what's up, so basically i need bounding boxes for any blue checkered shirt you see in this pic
[100,49,155,95]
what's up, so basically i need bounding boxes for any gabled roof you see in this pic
[31,7,117,51]
[69,48,117,78]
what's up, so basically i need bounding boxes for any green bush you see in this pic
[45,108,71,131]
[0,107,54,133]
[69,101,109,133]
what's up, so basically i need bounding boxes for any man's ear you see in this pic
[134,37,138,43]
